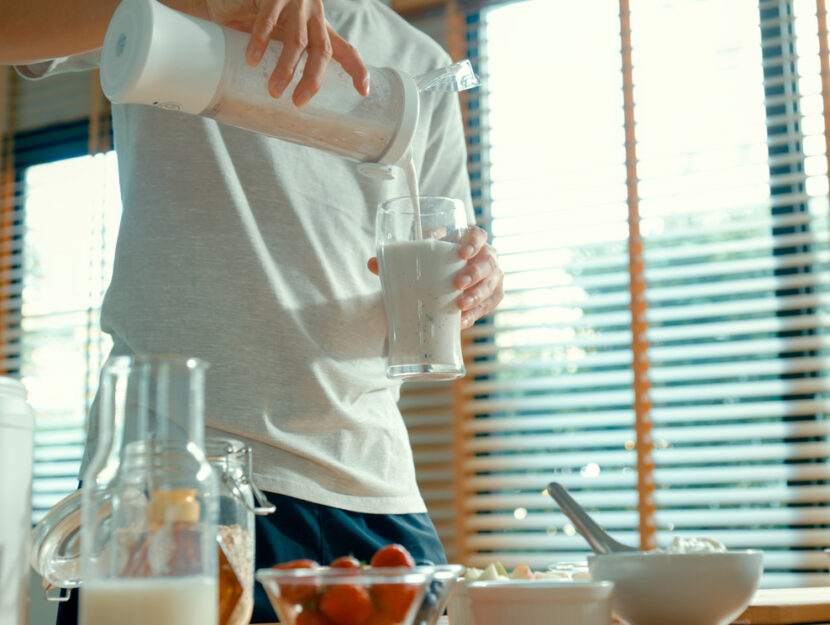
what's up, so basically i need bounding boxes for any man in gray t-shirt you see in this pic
[3,0,504,621]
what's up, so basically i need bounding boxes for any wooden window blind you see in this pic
[402,0,830,587]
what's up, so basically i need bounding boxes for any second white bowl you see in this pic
[588,550,763,625]
[449,578,614,625]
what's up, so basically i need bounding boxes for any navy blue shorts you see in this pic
[56,490,446,624]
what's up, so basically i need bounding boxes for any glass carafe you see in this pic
[79,355,218,625]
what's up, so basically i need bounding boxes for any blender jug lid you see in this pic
[100,0,226,114]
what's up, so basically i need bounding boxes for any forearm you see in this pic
[0,0,201,64]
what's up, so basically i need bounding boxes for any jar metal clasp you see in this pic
[220,442,275,516]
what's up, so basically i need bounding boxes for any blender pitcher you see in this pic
[79,355,219,625]
[99,0,479,180]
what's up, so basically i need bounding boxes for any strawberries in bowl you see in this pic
[256,545,435,625]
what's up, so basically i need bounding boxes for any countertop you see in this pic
[259,587,830,625]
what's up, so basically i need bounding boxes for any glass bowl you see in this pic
[411,564,465,625]
[256,565,434,625]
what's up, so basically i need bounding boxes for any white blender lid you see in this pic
[100,0,226,114]
[374,69,420,169]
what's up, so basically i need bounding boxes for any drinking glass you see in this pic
[376,196,469,381]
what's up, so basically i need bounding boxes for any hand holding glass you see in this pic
[376,196,468,381]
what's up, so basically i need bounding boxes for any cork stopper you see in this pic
[146,489,201,523]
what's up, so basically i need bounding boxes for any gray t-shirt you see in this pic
[20,0,473,513]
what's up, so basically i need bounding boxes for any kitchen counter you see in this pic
[258,587,830,625]
[732,587,830,625]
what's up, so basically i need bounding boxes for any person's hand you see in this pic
[450,227,504,329]
[199,0,370,106]
[367,226,505,330]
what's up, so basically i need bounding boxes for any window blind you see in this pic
[640,0,830,587]
[21,149,120,522]
[397,1,490,564]
[430,0,830,588]
[0,65,119,523]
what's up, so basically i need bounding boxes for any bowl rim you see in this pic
[465,579,613,589]
[424,563,466,576]
[255,566,433,585]
[465,579,615,601]
[587,548,763,561]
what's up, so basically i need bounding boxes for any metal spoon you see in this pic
[547,481,639,554]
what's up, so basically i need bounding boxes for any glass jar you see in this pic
[29,409,276,625]
[206,438,275,625]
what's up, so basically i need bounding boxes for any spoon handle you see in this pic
[547,482,637,554]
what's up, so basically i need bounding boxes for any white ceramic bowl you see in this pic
[446,579,473,625]
[448,579,614,625]
[411,564,465,625]
[588,550,763,625]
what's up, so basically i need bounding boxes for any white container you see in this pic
[0,377,35,625]
[446,581,473,625]
[449,579,614,625]
[100,0,419,179]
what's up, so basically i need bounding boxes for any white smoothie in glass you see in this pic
[81,576,217,625]
[378,237,466,379]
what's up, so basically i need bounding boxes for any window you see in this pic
[21,151,121,522]
[431,0,830,587]
[5,0,830,590]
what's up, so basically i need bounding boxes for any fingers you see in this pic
[459,269,505,329]
[292,12,332,106]
[329,28,370,96]
[218,0,368,102]
[247,0,286,66]
[268,4,308,97]
[457,226,488,261]
[454,241,498,290]
[456,242,504,329]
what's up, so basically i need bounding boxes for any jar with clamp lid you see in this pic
[205,438,275,625]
